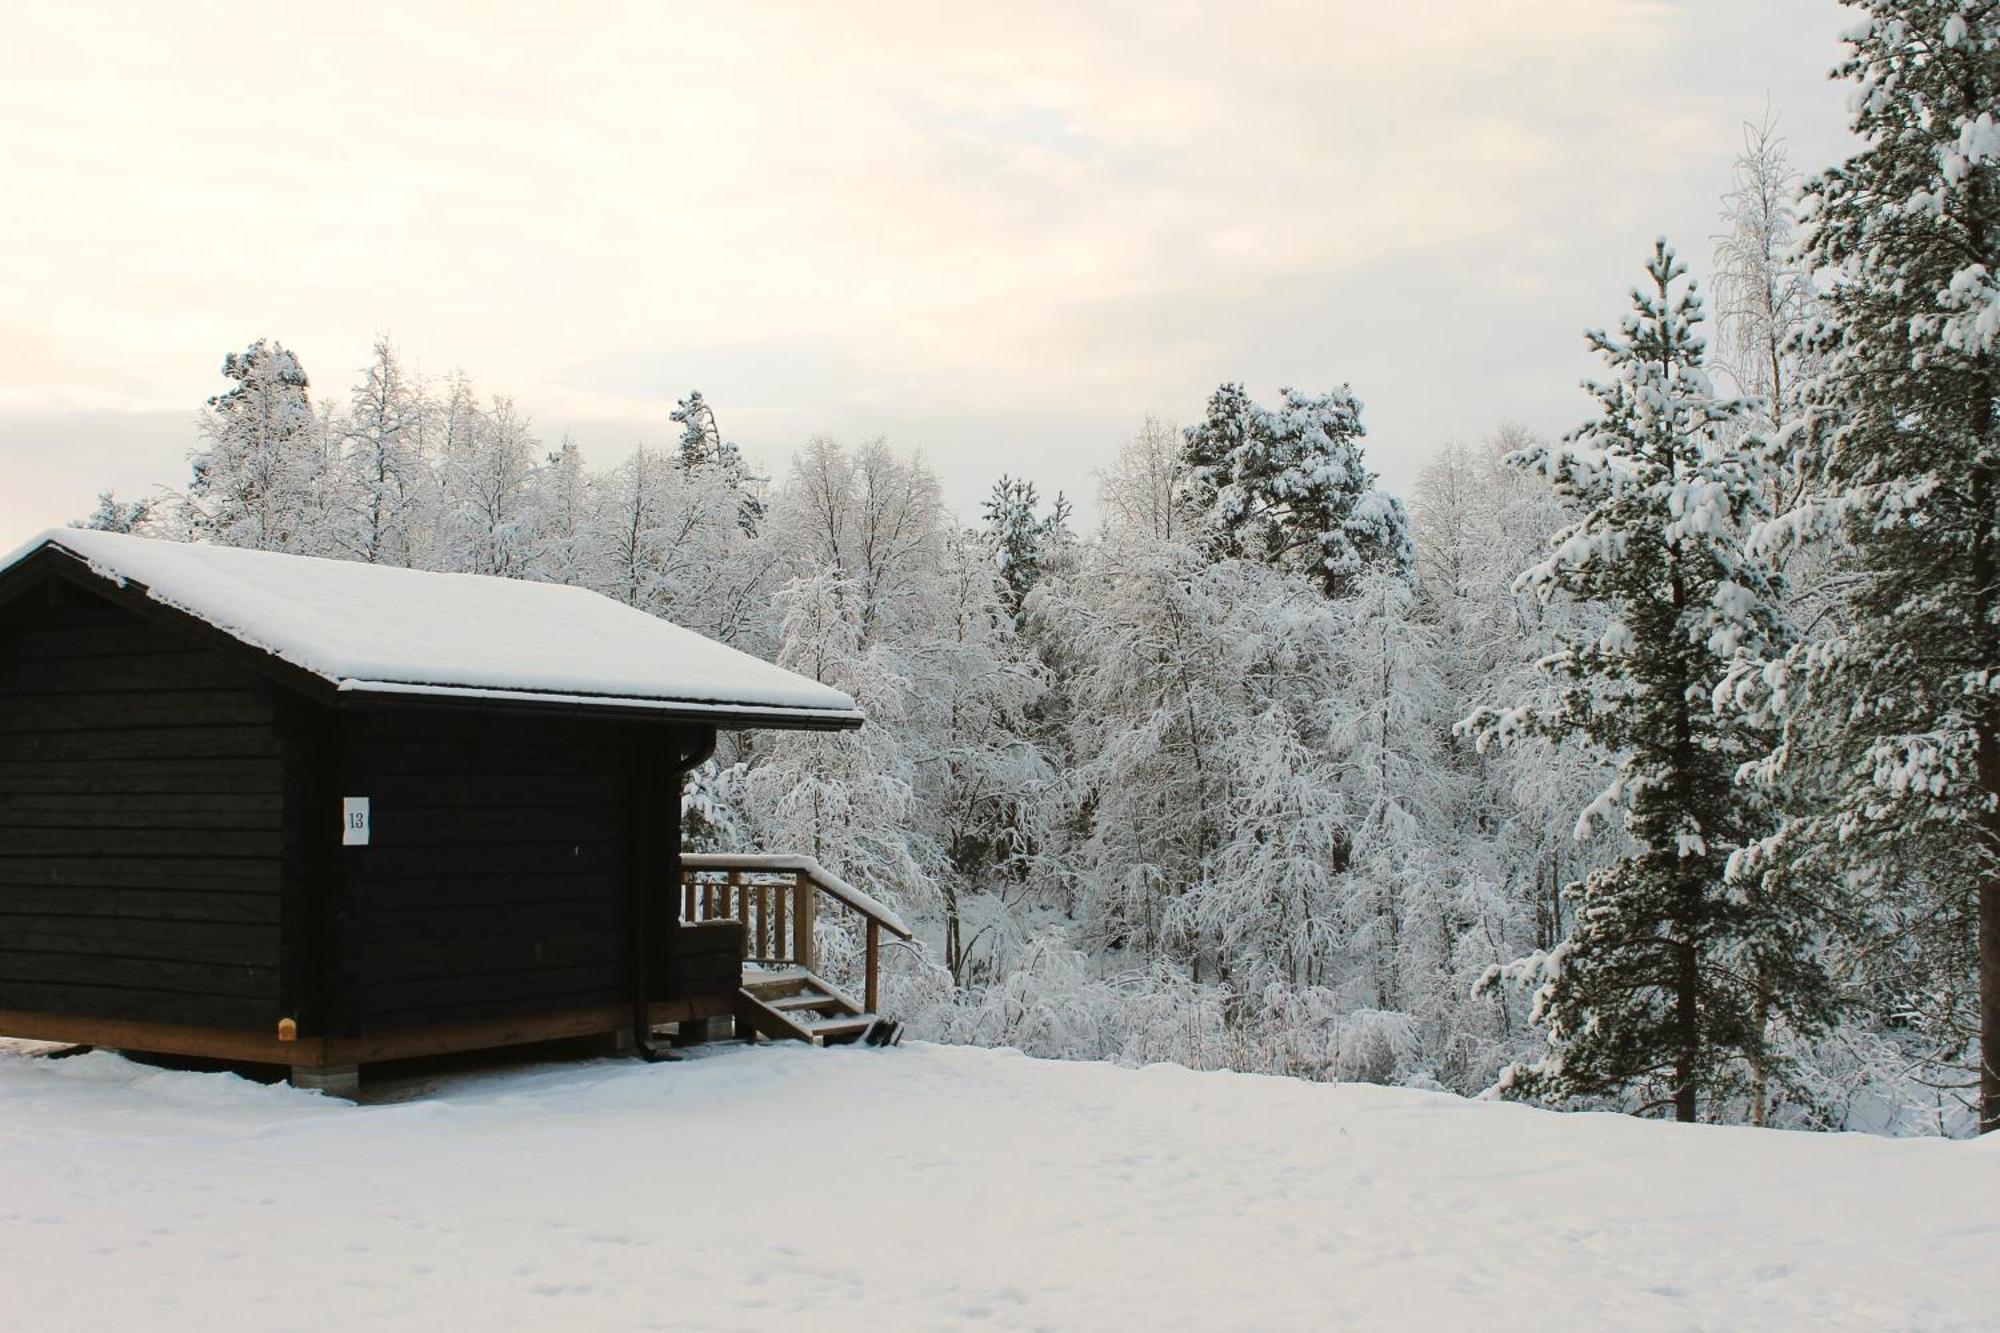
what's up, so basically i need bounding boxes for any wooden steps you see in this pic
[767,990,844,1012]
[733,968,889,1047]
[800,1013,877,1042]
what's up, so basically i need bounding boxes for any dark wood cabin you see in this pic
[0,530,911,1091]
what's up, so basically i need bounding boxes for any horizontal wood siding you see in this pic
[0,589,285,1032]
[338,711,638,1033]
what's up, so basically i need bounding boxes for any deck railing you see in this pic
[678,853,914,1013]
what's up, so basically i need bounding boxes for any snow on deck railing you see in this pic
[680,853,913,940]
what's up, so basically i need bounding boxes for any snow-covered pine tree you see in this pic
[183,339,321,552]
[1468,241,1827,1123]
[73,490,154,534]
[1181,382,1413,597]
[1739,0,2000,1132]
[669,389,764,531]
[670,390,727,470]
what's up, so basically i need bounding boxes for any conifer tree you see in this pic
[74,490,153,534]
[1181,382,1412,596]
[980,475,1071,616]
[1741,0,2000,1131]
[1468,242,1826,1123]
[670,389,763,531]
[670,390,726,469]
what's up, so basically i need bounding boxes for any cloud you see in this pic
[0,0,1856,542]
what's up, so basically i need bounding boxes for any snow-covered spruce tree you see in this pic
[1737,0,2000,1132]
[1467,242,1828,1123]
[1181,382,1413,597]
[980,475,1071,616]
[182,339,322,552]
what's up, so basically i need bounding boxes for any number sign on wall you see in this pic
[342,796,371,847]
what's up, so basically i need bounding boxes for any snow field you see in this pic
[0,1040,1993,1331]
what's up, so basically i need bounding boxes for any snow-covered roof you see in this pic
[4,529,861,728]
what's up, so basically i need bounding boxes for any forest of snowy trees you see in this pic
[72,0,2000,1135]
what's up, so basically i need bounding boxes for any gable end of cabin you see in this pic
[0,553,295,1041]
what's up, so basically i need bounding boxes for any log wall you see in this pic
[0,586,285,1030]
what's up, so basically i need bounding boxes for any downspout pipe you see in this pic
[633,725,719,1062]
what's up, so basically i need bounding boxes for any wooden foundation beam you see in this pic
[0,994,736,1072]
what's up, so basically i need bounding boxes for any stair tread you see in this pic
[800,1013,878,1034]
[739,969,816,996]
[769,991,858,1013]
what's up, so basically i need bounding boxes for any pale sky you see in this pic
[0,0,1856,548]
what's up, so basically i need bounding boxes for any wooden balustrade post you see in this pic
[793,872,815,974]
[773,883,786,962]
[865,920,881,1014]
[730,871,747,964]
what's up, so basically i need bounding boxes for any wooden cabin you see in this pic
[0,529,912,1092]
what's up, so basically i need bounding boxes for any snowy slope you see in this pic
[0,1042,1991,1331]
[4,529,860,721]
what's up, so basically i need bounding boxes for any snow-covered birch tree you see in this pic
[338,337,430,566]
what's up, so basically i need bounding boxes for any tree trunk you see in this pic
[943,880,962,981]
[1972,453,1998,1133]
[1749,967,1772,1128]
[1675,929,1699,1124]
[1983,870,2000,1133]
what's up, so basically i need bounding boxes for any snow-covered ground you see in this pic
[0,1040,1992,1331]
